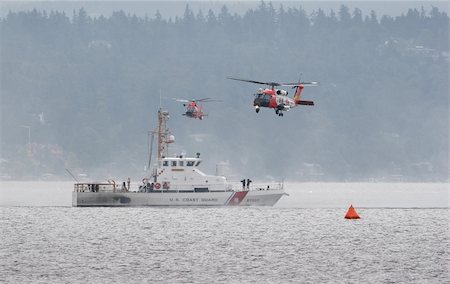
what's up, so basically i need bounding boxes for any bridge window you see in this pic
[163,161,169,167]
[171,161,177,167]
[187,161,195,166]
[179,161,184,167]
[195,161,201,166]
[194,187,209,192]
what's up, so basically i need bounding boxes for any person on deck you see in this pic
[246,179,252,190]
[240,179,246,189]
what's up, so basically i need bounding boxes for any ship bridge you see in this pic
[159,156,202,168]
[153,155,228,191]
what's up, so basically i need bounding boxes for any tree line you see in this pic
[1,2,448,181]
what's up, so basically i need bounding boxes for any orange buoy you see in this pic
[345,204,360,219]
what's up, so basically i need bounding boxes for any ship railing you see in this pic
[228,182,284,192]
[143,183,233,192]
[74,181,284,193]
[135,182,283,192]
[74,182,124,193]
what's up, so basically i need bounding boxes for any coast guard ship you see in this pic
[72,108,286,207]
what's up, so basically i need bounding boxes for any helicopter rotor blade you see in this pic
[196,98,223,103]
[194,98,212,102]
[227,77,281,87]
[228,77,319,88]
[175,97,222,103]
[173,98,190,103]
[283,81,320,87]
[302,81,320,86]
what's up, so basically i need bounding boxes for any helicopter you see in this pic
[227,77,319,116]
[173,98,221,120]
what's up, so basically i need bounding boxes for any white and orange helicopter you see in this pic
[227,77,319,116]
[174,98,221,120]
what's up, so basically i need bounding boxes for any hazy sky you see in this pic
[1,1,448,19]
[1,0,447,181]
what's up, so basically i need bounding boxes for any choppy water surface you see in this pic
[0,207,448,283]
[0,182,449,283]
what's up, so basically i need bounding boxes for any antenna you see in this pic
[159,88,162,108]
[147,131,155,170]
[65,168,79,182]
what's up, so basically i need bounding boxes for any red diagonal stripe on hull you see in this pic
[227,191,248,206]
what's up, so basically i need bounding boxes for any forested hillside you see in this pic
[1,3,448,181]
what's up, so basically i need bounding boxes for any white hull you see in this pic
[72,189,285,207]
[242,190,286,206]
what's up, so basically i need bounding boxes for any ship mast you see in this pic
[156,108,173,159]
[148,108,174,179]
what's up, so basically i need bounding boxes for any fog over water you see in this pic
[1,181,448,208]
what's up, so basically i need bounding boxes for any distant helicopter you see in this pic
[227,77,319,116]
[174,98,221,120]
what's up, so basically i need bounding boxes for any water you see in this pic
[0,182,449,283]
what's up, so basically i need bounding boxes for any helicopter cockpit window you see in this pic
[187,161,195,167]
[171,161,177,167]
[163,161,169,167]
[256,94,270,102]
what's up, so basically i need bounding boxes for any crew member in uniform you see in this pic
[246,179,252,189]
[240,179,246,189]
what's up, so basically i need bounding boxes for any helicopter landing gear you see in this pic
[275,109,283,117]
[255,105,260,113]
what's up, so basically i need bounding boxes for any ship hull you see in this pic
[241,190,286,206]
[72,190,285,207]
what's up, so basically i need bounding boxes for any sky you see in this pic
[0,0,448,181]
[0,1,448,19]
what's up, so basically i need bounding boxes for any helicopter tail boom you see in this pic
[296,100,314,106]
[293,84,315,106]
